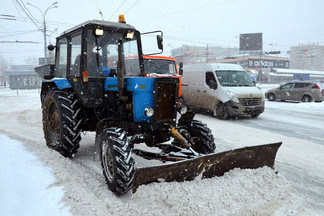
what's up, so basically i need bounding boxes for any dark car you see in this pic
[265,81,323,102]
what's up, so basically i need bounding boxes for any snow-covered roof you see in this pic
[4,70,37,76]
[205,63,244,71]
[274,68,324,75]
[61,19,136,36]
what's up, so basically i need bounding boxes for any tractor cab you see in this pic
[47,17,162,107]
[55,19,140,107]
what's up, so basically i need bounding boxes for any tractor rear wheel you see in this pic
[100,127,135,195]
[173,120,216,154]
[42,90,82,157]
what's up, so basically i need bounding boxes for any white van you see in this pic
[181,63,264,119]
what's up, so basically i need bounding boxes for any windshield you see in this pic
[83,30,141,77]
[216,71,253,87]
[143,59,177,75]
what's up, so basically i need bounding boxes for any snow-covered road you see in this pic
[234,100,324,145]
[1,92,323,215]
[203,99,324,212]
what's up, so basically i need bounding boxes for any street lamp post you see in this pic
[27,2,58,65]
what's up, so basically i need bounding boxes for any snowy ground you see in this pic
[0,87,323,215]
[0,134,71,216]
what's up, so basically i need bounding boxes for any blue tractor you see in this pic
[37,16,215,195]
[37,16,281,196]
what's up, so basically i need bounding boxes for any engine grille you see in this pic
[155,80,177,122]
[239,97,262,106]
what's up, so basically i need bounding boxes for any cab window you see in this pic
[56,38,68,77]
[205,71,217,89]
[70,34,82,76]
[281,83,294,89]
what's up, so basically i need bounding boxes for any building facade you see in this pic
[171,45,289,71]
[4,65,41,90]
[290,44,324,71]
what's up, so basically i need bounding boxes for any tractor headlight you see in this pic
[144,107,154,117]
[226,90,239,103]
[126,31,134,40]
[95,28,104,36]
[179,106,187,114]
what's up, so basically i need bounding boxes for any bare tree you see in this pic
[0,56,9,86]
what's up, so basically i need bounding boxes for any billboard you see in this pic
[239,33,263,51]
[247,58,289,69]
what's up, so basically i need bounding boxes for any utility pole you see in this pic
[27,2,58,65]
[206,44,209,63]
[259,49,262,84]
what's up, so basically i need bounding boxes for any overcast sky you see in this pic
[1,0,324,65]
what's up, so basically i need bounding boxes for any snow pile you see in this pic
[106,167,294,216]
[0,134,71,216]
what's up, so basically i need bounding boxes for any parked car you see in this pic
[265,81,323,102]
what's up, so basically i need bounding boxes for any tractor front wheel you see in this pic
[100,127,135,195]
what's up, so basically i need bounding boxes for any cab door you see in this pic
[198,71,218,111]
[277,83,294,100]
[69,30,107,107]
[292,82,306,100]
[68,33,88,104]
[55,37,68,78]
[181,72,203,108]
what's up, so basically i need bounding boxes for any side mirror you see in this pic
[179,62,183,75]
[157,35,163,50]
[141,30,163,55]
[208,80,217,90]
[48,44,55,51]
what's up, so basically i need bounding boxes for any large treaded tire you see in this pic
[174,120,216,154]
[100,127,135,195]
[42,90,82,157]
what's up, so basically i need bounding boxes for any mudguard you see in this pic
[43,78,72,90]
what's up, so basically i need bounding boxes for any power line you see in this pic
[108,0,127,21]
[124,0,140,15]
[20,0,42,27]
[92,0,105,20]
[0,40,39,43]
[13,0,42,31]
[133,0,238,23]
[11,0,24,17]
[0,30,40,38]
[1,13,74,29]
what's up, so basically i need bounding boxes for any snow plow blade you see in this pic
[133,142,282,192]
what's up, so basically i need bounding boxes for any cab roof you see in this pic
[61,19,136,36]
[207,63,244,71]
[183,63,245,73]
[143,55,175,61]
